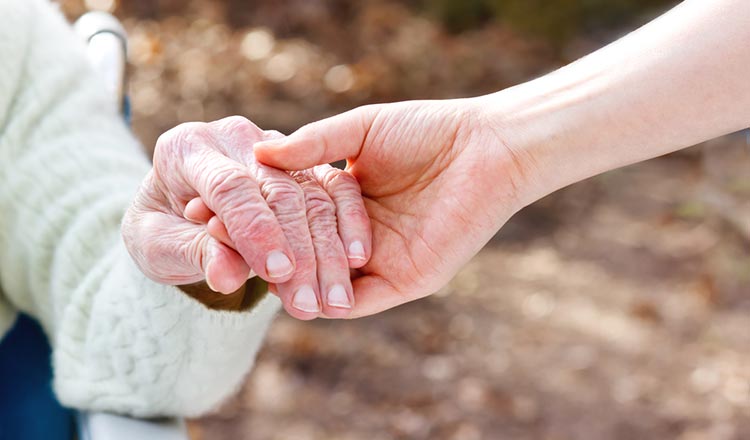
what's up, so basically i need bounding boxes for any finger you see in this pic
[346,275,410,319]
[202,118,325,318]
[295,172,354,318]
[204,238,252,294]
[184,197,213,223]
[208,116,267,165]
[207,215,232,247]
[253,105,380,170]
[254,165,322,320]
[179,146,296,283]
[206,215,258,278]
[311,165,372,268]
[187,202,261,279]
[207,117,285,168]
[124,210,249,294]
[268,283,278,295]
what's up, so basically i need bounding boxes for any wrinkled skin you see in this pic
[123,116,372,320]
[254,99,530,318]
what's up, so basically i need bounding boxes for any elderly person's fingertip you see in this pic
[326,284,352,309]
[205,273,240,295]
[204,274,228,294]
[292,285,320,313]
[347,241,368,266]
[184,197,212,223]
[265,251,294,280]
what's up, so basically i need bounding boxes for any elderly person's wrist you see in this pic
[178,277,269,311]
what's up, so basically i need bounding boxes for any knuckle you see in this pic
[321,167,361,193]
[312,232,345,261]
[263,129,284,140]
[220,115,252,130]
[287,251,316,278]
[262,180,305,212]
[289,169,314,186]
[321,251,347,268]
[288,232,315,256]
[177,121,212,137]
[206,167,253,208]
[214,116,260,138]
[305,191,337,220]
[242,210,281,243]
[177,231,208,270]
[154,122,211,165]
[340,203,369,225]
[166,122,211,146]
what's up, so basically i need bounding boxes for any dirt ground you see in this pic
[61,1,750,438]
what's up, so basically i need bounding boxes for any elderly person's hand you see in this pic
[122,116,371,320]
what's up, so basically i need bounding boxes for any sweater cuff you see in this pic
[53,243,281,417]
[118,241,281,326]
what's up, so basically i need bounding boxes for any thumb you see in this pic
[253,105,379,170]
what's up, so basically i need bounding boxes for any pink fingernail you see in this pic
[292,286,320,313]
[327,285,351,309]
[205,256,221,293]
[205,275,219,292]
[266,251,293,278]
[348,241,366,260]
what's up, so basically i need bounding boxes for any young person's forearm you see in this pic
[482,0,750,206]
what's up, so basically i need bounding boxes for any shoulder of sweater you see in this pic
[0,0,59,127]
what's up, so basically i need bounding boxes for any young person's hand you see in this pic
[255,0,750,319]
[254,100,530,318]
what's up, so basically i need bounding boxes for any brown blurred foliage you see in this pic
[425,0,674,42]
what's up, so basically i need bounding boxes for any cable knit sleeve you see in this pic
[0,0,280,417]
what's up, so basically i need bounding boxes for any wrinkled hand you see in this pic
[254,99,530,318]
[123,116,371,319]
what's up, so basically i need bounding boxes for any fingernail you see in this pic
[292,285,320,313]
[348,241,366,260]
[205,275,218,292]
[266,251,293,278]
[327,285,351,309]
[204,256,220,293]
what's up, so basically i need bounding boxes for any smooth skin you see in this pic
[123,116,371,320]
[254,0,750,318]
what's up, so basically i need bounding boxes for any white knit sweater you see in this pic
[0,0,280,417]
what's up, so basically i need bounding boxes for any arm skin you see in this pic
[488,0,750,207]
[254,0,750,318]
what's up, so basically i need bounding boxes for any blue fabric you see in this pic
[122,95,131,126]
[0,314,74,440]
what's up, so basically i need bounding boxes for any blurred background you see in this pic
[61,0,750,438]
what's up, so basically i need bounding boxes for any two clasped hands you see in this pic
[124,0,750,320]
[123,99,510,320]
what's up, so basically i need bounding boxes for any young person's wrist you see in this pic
[473,61,625,210]
[468,91,572,212]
